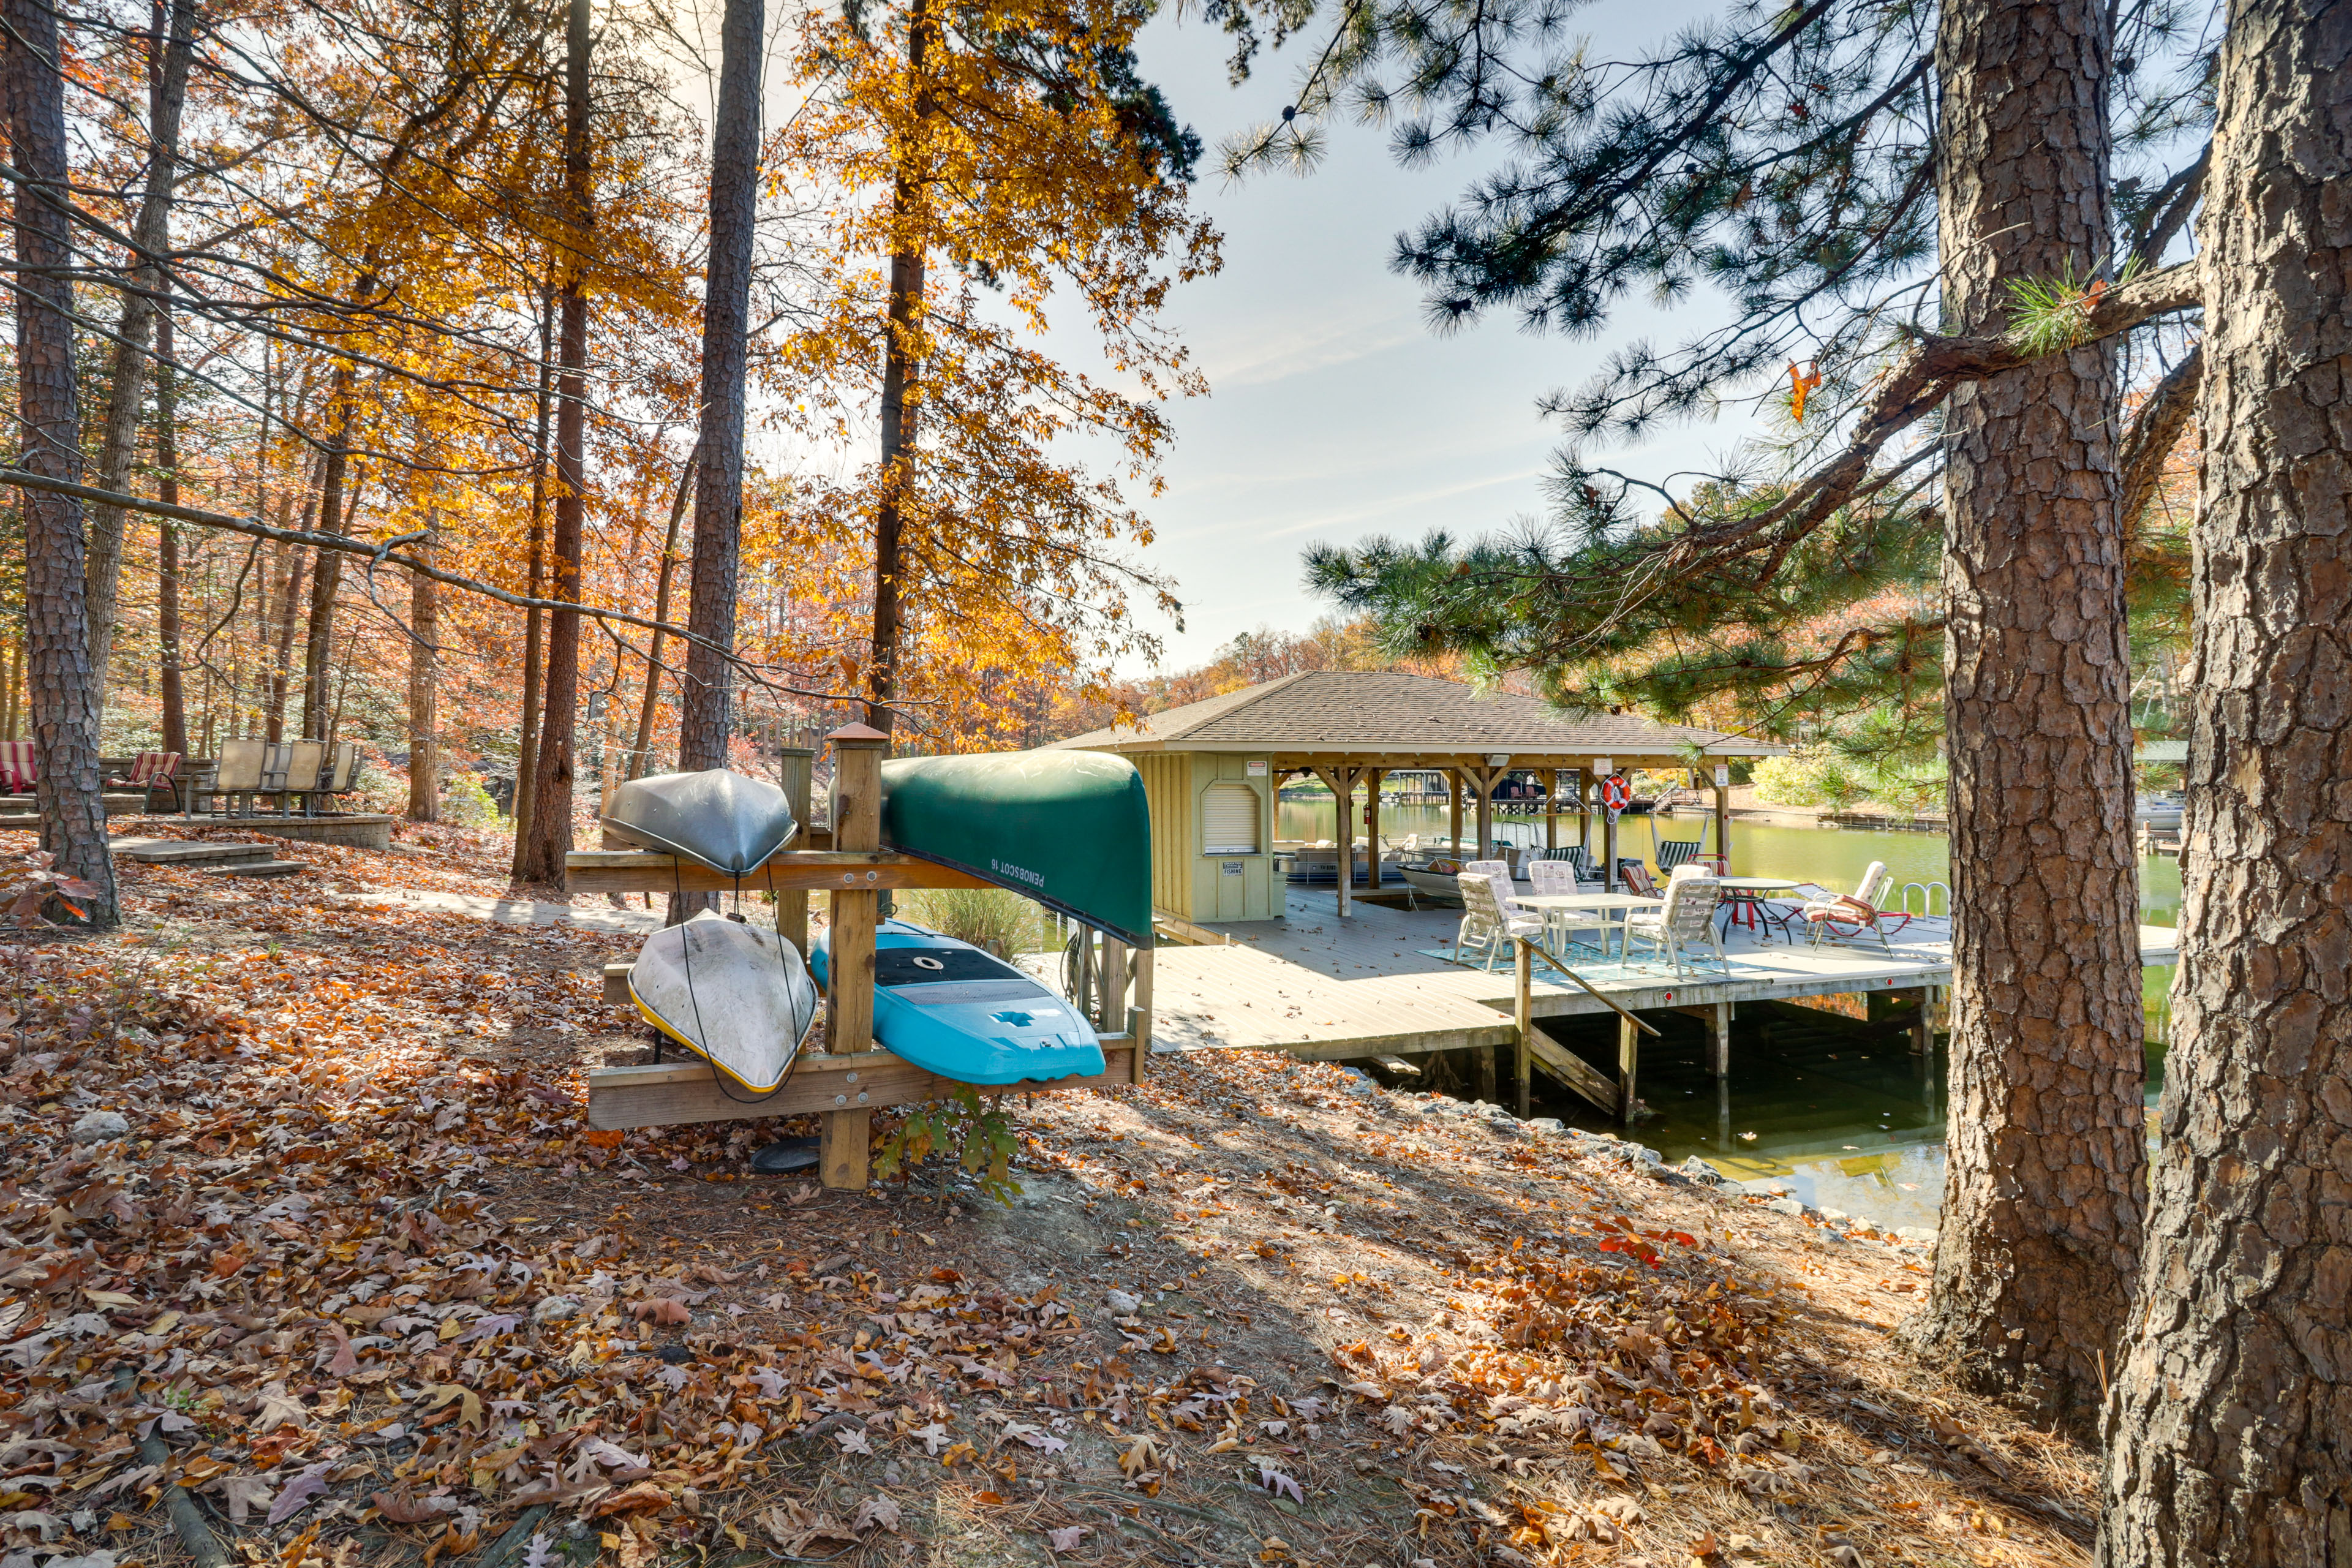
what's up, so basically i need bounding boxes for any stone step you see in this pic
[109,837,274,866]
[213,858,309,878]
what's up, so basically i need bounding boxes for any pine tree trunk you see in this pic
[407,541,439,822]
[866,0,931,737]
[9,0,119,923]
[156,307,186,756]
[677,0,763,774]
[2096,3,2351,1559]
[83,0,195,712]
[1894,0,2144,1430]
[516,0,592,885]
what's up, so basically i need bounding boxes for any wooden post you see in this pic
[1577,767,1591,851]
[1617,1012,1640,1125]
[1447,768,1463,858]
[1364,768,1383,892]
[821,723,887,1190]
[1311,765,1358,918]
[1128,952,1153,1085]
[1513,938,1532,1117]
[1475,771,1493,865]
[777,745,814,953]
[1713,778,1732,872]
[1708,1001,1731,1077]
[1098,936,1129,1032]
[1544,768,1558,853]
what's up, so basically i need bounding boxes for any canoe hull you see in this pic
[814,920,1104,1087]
[880,751,1152,946]
[629,910,819,1094]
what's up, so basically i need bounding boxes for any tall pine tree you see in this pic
[1284,0,2211,1423]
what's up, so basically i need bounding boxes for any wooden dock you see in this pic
[1150,890,2179,1117]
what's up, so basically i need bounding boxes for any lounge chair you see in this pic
[1799,861,1913,951]
[1452,871,1546,971]
[0,741,36,796]
[1656,839,1728,875]
[1619,862,1659,897]
[1624,874,1727,976]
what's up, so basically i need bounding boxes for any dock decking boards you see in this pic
[1152,891,2179,1067]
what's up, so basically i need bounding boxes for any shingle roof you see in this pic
[1054,671,1778,756]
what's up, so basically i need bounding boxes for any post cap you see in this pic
[826,722,890,746]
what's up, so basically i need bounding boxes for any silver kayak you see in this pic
[603,768,799,878]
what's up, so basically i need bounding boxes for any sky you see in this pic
[1104,0,1757,673]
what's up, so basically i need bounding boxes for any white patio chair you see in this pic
[1623,875,1727,976]
[1452,872,1545,971]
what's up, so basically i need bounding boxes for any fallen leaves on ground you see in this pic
[0,824,2098,1568]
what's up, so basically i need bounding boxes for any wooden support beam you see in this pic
[566,849,991,896]
[1370,1053,1422,1080]
[1528,1031,1616,1117]
[1446,769,1463,859]
[589,1041,1139,1129]
[1617,1011,1640,1124]
[777,747,814,953]
[603,959,632,1005]
[1513,937,1534,1118]
[822,726,886,1190]
[1544,768,1558,853]
[1099,936,1129,1033]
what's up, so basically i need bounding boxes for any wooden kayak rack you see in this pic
[568,727,1152,1189]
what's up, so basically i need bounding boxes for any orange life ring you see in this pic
[1601,775,1632,810]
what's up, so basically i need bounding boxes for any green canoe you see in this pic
[879,750,1153,947]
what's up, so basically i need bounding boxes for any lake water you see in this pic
[1278,799,2180,1230]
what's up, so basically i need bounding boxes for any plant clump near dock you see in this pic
[3,824,2096,1568]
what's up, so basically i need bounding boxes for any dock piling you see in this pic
[1617,1012,1640,1124]
[1513,938,1533,1117]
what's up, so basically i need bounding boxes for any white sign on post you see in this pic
[1245,759,1268,778]
[1592,756,1611,776]
[1715,764,1731,788]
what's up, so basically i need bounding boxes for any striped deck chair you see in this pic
[109,750,184,812]
[1655,839,1727,875]
[0,741,34,796]
[1534,844,1603,889]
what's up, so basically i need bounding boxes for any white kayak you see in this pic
[628,910,818,1093]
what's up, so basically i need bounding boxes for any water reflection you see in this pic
[1278,799,2180,1221]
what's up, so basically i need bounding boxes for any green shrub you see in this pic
[442,772,503,829]
[891,886,1042,955]
[1750,750,1868,809]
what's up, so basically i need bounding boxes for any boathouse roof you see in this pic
[1055,671,1779,762]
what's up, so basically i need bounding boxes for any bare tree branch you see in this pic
[0,467,861,709]
[2117,344,2201,531]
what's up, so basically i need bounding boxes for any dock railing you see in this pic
[1898,881,1951,917]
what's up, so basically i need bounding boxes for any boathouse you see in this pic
[1055,671,1779,926]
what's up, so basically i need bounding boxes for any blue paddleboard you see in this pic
[812,920,1106,1086]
